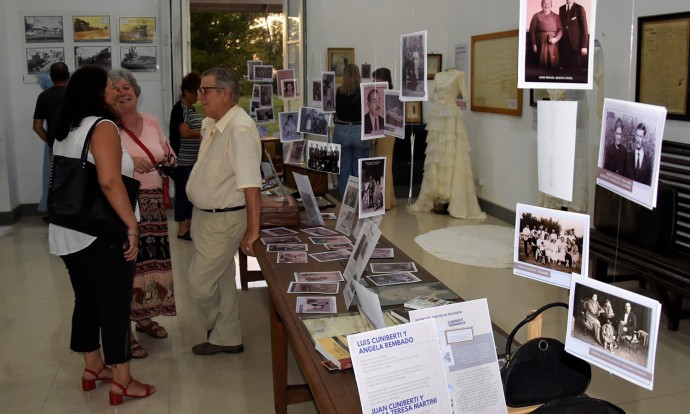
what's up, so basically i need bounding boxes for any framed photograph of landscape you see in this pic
[636,12,690,121]
[471,29,522,116]
[73,16,111,42]
[25,16,63,43]
[120,46,157,71]
[26,47,64,74]
[119,17,156,43]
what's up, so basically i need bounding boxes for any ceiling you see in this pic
[190,0,283,13]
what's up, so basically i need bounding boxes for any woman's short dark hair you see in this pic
[372,67,393,89]
[52,66,117,142]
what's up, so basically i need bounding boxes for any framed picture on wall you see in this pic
[120,46,157,71]
[26,47,64,74]
[427,54,442,80]
[327,48,354,83]
[75,46,112,70]
[73,16,111,42]
[636,12,690,121]
[25,16,63,43]
[405,101,423,124]
[119,17,156,43]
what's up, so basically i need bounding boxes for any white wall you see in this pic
[306,0,690,213]
[0,0,173,215]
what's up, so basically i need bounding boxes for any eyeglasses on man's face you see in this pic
[197,86,225,96]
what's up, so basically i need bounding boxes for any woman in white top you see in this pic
[49,66,155,405]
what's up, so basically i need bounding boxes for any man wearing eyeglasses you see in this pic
[185,68,262,356]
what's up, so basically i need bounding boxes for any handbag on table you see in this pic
[501,302,592,408]
[48,118,140,237]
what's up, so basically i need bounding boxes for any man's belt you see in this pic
[199,205,245,213]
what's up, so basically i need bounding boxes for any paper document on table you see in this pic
[354,282,385,329]
[293,172,324,226]
[537,101,577,201]
[410,298,507,413]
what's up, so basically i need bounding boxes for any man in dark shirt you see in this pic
[33,62,69,216]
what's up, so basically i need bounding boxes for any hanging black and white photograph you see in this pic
[281,78,299,100]
[284,140,305,165]
[566,275,661,390]
[297,106,330,136]
[25,16,63,43]
[279,112,301,142]
[321,71,336,113]
[514,203,590,289]
[518,0,597,90]
[361,82,389,140]
[26,47,64,74]
[384,90,405,138]
[74,46,112,70]
[247,60,262,81]
[253,65,274,82]
[260,84,273,107]
[358,157,386,218]
[255,107,275,124]
[276,69,294,97]
[596,98,667,210]
[361,63,372,80]
[311,78,322,108]
[400,30,428,101]
[307,141,340,174]
[120,46,157,72]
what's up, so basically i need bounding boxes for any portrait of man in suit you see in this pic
[603,117,627,175]
[364,88,384,135]
[624,122,653,186]
[558,0,589,72]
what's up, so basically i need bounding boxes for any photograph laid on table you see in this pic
[276,69,294,97]
[518,0,597,90]
[260,235,302,245]
[302,227,339,237]
[277,251,307,264]
[370,262,418,273]
[296,296,337,314]
[384,90,405,138]
[247,60,262,81]
[566,274,661,390]
[324,242,354,250]
[366,272,421,287]
[309,235,352,245]
[288,282,340,294]
[400,30,428,101]
[370,247,394,259]
[306,141,340,174]
[266,243,308,252]
[596,98,666,210]
[279,112,301,142]
[309,249,353,263]
[262,226,298,236]
[358,157,386,218]
[361,82,389,139]
[514,203,590,289]
[294,271,345,283]
[297,106,330,136]
[321,72,336,113]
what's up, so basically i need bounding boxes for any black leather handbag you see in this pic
[501,302,592,408]
[532,396,625,413]
[48,118,140,237]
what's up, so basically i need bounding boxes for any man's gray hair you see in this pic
[109,68,141,97]
[202,68,240,104]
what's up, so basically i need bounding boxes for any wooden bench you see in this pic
[589,140,690,331]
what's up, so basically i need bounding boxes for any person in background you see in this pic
[333,64,369,200]
[33,62,69,220]
[186,68,262,355]
[371,67,397,210]
[110,68,177,359]
[169,72,202,240]
[49,66,155,405]
[529,0,563,70]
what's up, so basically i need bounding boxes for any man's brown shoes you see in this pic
[192,342,244,355]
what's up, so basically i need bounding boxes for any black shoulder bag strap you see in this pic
[505,302,568,360]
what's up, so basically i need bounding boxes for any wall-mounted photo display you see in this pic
[247,60,262,81]
[25,16,63,43]
[26,47,64,74]
[297,106,330,136]
[253,65,274,82]
[566,274,661,390]
[74,46,112,70]
[120,46,157,71]
[73,16,111,42]
[383,90,404,138]
[513,203,590,289]
[327,47,354,84]
[278,112,301,142]
[119,17,156,43]
[400,30,428,101]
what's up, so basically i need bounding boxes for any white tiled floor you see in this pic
[1,205,688,413]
